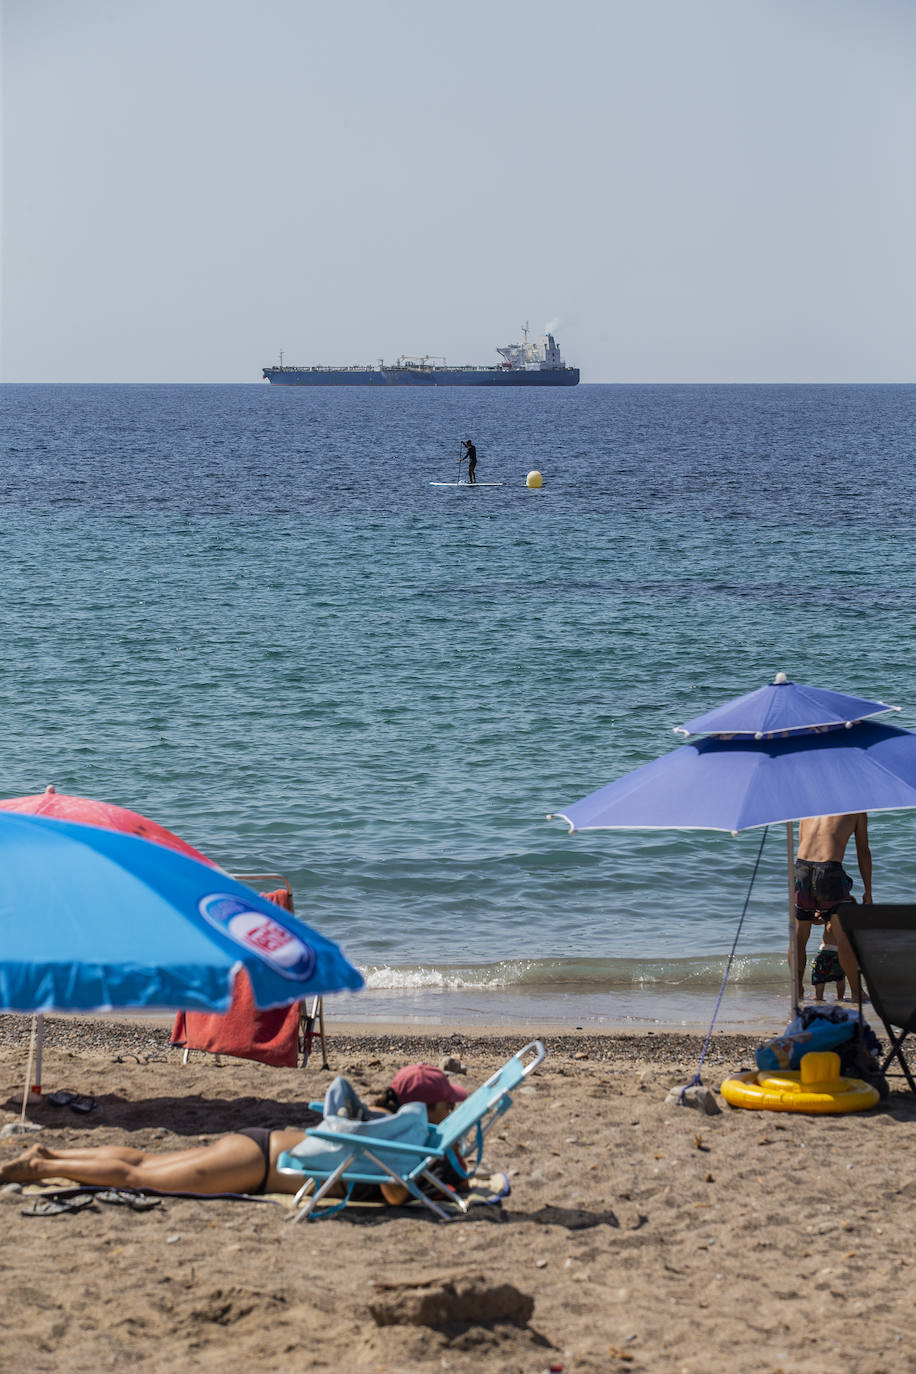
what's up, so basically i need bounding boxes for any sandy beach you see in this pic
[0,1015,913,1374]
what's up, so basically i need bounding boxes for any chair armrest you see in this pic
[276,1155,314,1175]
[302,1126,440,1159]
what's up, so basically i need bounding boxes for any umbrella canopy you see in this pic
[549,677,916,1018]
[0,812,363,1014]
[0,785,218,868]
[675,674,897,740]
[548,721,916,834]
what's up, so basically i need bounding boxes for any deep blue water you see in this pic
[3,382,916,1022]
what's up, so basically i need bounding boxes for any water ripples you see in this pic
[2,383,916,987]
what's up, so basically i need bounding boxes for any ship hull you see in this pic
[262,366,580,387]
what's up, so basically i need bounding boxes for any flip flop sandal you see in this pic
[46,1092,100,1113]
[95,1189,161,1211]
[21,1193,96,1216]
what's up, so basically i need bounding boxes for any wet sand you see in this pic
[328,982,795,1034]
[1,1016,914,1373]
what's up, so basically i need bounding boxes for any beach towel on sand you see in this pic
[171,889,301,1067]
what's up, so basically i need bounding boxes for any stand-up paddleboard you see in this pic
[429,481,505,487]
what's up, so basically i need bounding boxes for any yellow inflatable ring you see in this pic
[720,1050,880,1114]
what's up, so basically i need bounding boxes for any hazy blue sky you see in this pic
[2,0,915,382]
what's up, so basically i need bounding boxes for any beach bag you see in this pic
[755,1006,866,1071]
[321,1075,373,1122]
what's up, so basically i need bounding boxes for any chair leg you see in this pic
[880,1032,916,1094]
[357,1149,456,1222]
[299,997,330,1072]
[292,1177,315,1209]
[317,997,329,1070]
[402,1175,454,1222]
[286,1154,356,1223]
[418,1168,468,1215]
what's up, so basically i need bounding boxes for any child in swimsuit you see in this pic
[812,918,847,1002]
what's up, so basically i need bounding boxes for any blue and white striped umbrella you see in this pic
[0,812,363,1014]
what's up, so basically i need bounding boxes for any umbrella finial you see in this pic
[773,672,788,685]
[43,785,56,795]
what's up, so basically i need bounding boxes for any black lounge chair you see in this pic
[838,903,916,1093]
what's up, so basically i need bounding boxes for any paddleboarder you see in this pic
[461,438,478,485]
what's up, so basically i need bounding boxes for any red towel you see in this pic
[171,888,301,1067]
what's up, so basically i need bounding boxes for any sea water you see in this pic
[3,381,916,1030]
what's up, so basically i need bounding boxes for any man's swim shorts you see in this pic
[793,859,853,920]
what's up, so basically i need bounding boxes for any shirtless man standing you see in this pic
[792,812,872,1001]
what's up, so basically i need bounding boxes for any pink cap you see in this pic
[389,1063,468,1106]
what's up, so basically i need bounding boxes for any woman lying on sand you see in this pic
[0,1064,467,1201]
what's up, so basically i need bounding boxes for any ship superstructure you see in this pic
[495,323,567,372]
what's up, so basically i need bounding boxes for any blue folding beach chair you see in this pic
[277,1040,546,1222]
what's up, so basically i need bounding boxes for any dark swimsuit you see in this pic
[233,1127,272,1193]
[793,859,853,920]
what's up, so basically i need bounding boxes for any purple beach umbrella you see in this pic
[548,673,916,1013]
[674,672,898,739]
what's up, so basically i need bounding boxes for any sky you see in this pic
[2,0,915,383]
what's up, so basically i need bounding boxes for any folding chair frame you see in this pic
[280,1039,546,1222]
[839,903,916,1094]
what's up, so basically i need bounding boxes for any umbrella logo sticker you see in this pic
[198,895,317,981]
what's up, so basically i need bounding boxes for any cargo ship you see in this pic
[262,324,579,386]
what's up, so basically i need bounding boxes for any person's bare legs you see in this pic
[0,1133,268,1193]
[830,916,861,1000]
[790,919,812,1000]
[21,1143,160,1167]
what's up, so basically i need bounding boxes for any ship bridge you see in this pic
[496,323,565,370]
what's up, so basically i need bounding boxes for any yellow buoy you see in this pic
[720,1050,880,1114]
[525,470,543,489]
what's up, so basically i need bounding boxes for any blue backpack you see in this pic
[755,1006,880,1072]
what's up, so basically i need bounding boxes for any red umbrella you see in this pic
[0,785,219,868]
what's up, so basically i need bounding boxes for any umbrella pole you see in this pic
[786,821,799,1016]
[19,1017,38,1125]
[318,996,329,1070]
[33,1014,43,1095]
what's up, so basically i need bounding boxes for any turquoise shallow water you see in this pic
[2,382,916,1028]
